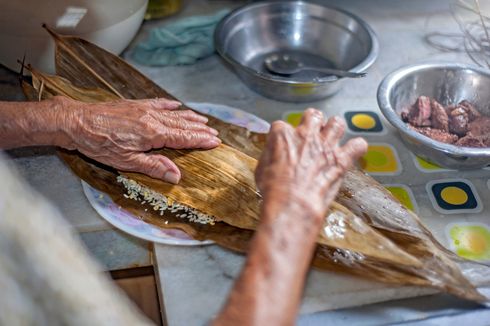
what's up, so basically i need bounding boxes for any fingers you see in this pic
[321,116,346,146]
[343,137,368,160]
[255,121,289,185]
[121,153,182,184]
[336,137,368,170]
[156,128,221,149]
[298,108,324,134]
[156,115,218,136]
[148,99,211,126]
[145,98,181,110]
[169,110,209,124]
[269,120,290,135]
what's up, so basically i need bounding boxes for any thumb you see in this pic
[126,153,181,184]
[337,137,368,171]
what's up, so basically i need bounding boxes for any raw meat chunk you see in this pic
[448,107,469,136]
[409,125,458,144]
[430,99,449,131]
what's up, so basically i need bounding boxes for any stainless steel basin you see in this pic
[214,1,378,102]
[377,62,490,170]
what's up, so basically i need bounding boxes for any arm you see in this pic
[0,96,220,183]
[214,109,367,326]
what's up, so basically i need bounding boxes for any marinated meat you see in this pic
[403,96,432,127]
[430,99,449,132]
[409,126,458,144]
[456,134,490,148]
[458,100,481,121]
[448,107,469,136]
[444,104,457,115]
[401,97,489,148]
[467,116,490,137]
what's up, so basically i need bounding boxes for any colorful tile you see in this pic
[283,111,304,127]
[344,111,384,133]
[384,184,418,213]
[446,223,490,261]
[427,179,482,214]
[412,154,453,173]
[359,143,401,175]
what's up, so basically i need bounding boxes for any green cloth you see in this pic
[132,9,229,66]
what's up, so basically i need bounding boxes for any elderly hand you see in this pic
[214,109,367,326]
[56,96,220,184]
[255,108,367,218]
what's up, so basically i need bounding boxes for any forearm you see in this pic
[214,199,324,326]
[0,97,74,149]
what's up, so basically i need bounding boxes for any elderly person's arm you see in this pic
[213,109,367,326]
[0,96,220,183]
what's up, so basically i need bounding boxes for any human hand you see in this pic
[255,109,367,219]
[54,96,220,184]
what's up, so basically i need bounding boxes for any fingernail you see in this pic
[163,171,180,184]
[207,137,221,147]
[168,101,181,108]
[209,128,219,136]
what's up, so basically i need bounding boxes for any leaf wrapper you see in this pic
[21,26,487,302]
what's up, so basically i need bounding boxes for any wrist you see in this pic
[41,96,78,149]
[260,192,326,226]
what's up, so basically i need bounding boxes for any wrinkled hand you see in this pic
[56,96,221,184]
[255,109,367,218]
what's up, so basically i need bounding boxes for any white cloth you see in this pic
[0,153,152,326]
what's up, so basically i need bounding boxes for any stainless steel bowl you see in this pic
[214,1,378,102]
[377,62,490,170]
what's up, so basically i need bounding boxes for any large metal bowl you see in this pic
[377,62,490,170]
[214,1,378,102]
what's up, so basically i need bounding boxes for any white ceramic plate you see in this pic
[82,102,269,245]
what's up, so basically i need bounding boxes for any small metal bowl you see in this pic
[214,1,378,102]
[377,62,490,170]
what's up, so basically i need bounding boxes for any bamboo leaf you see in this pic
[20,27,487,302]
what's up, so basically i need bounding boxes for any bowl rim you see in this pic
[377,61,490,157]
[214,0,379,85]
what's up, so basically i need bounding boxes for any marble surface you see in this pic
[155,245,432,326]
[80,229,152,271]
[155,245,490,326]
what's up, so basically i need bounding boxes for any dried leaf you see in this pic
[22,27,487,302]
[26,68,422,268]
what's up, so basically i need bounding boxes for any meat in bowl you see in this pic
[401,96,490,148]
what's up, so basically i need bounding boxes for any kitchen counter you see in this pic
[2,0,490,325]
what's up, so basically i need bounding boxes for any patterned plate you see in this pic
[82,102,270,245]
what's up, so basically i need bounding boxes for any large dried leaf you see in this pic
[29,65,119,102]
[26,69,421,268]
[25,76,485,302]
[24,27,487,302]
[55,149,460,293]
[41,24,471,260]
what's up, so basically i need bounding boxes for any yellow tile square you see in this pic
[360,144,400,174]
[385,186,415,211]
[283,112,303,127]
